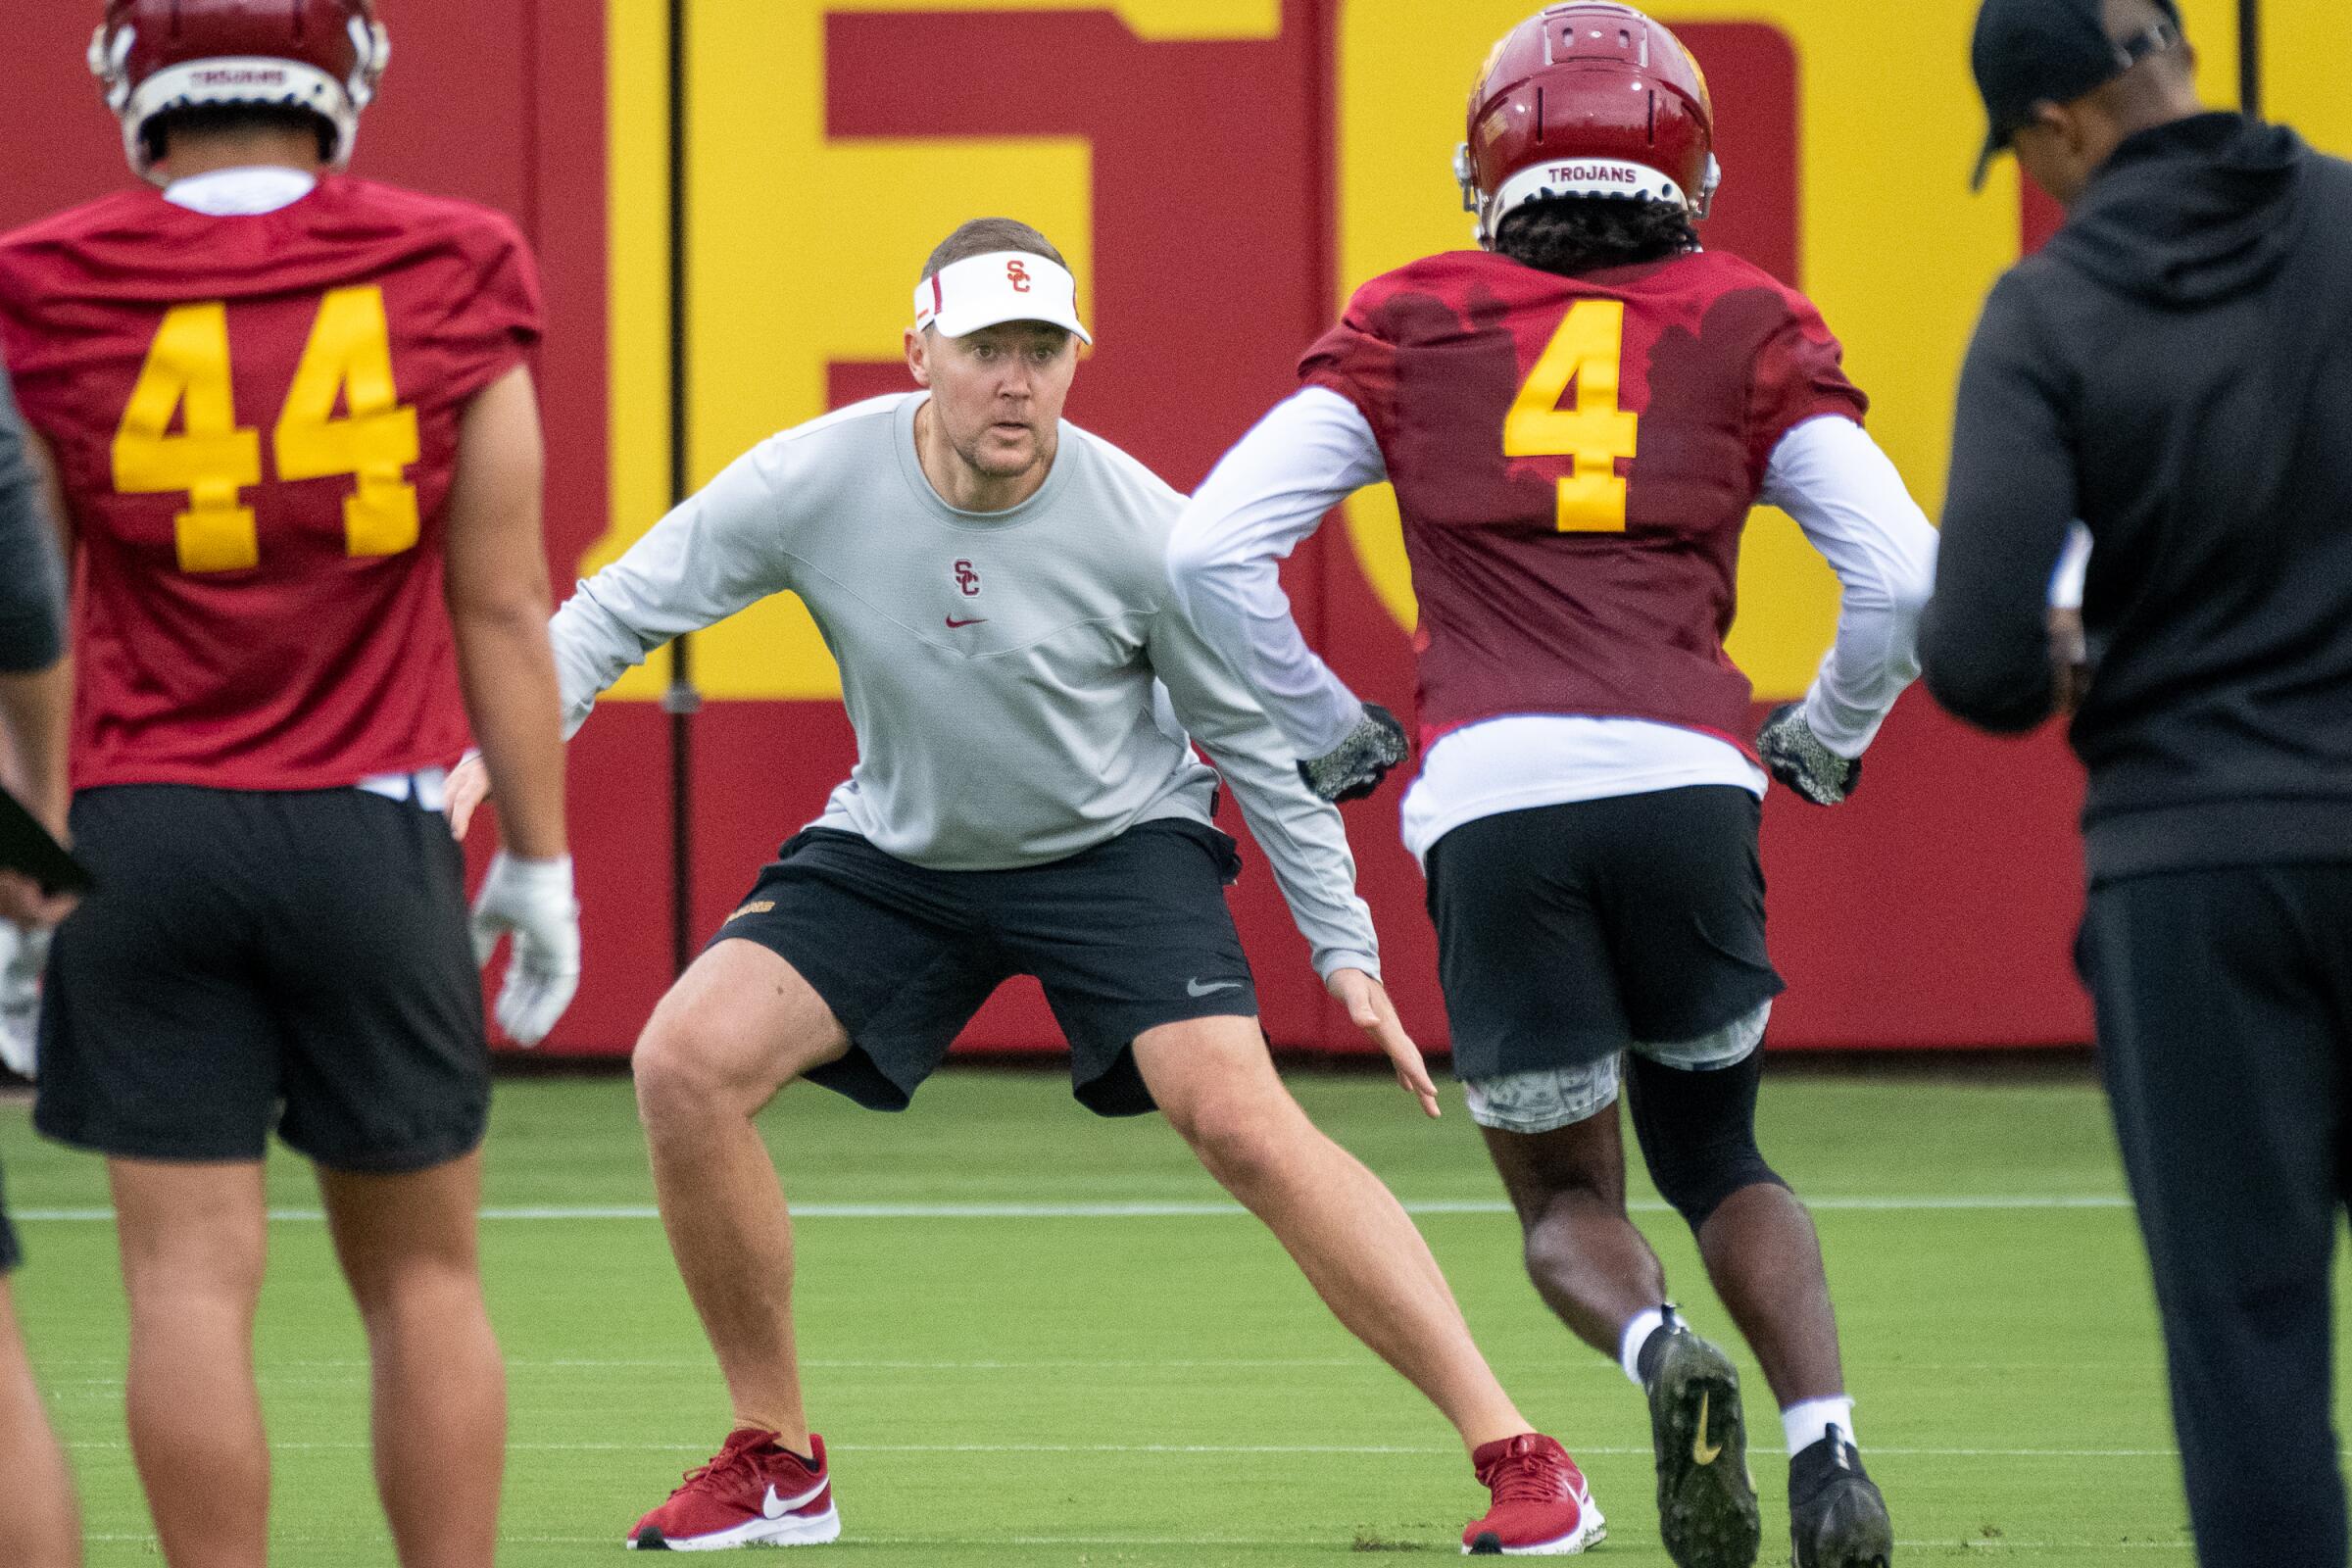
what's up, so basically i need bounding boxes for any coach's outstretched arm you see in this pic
[448,432,802,837]
[547,438,801,736]
[1144,597,1441,1117]
[445,365,579,1046]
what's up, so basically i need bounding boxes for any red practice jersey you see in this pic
[1301,247,1866,754]
[0,174,541,792]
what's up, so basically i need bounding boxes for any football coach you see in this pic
[1922,1,2352,1563]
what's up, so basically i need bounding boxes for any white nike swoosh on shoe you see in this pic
[1187,978,1244,998]
[761,1477,828,1519]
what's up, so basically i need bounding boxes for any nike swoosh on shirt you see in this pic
[761,1478,829,1519]
[945,616,989,628]
[1187,978,1245,998]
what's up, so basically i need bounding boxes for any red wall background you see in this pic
[0,1,2096,1056]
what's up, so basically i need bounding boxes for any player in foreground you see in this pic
[1166,7,1936,1566]
[0,3,580,1564]
[0,363,82,1568]
[1930,2,2352,1561]
[454,216,1603,1555]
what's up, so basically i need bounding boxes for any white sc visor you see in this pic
[913,250,1092,344]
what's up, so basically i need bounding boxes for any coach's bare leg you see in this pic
[109,1158,270,1568]
[632,939,851,1451]
[0,1278,81,1567]
[1692,1184,1844,1406]
[1135,1018,1529,1453]
[319,1152,504,1568]
[1481,1112,1670,1358]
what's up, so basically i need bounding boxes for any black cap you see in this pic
[1970,0,2183,188]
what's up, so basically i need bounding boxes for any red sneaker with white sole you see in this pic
[626,1428,841,1550]
[1463,1433,1607,1555]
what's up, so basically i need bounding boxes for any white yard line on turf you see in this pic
[14,1194,2132,1223]
[82,1536,2193,1552]
[66,1440,2183,1458]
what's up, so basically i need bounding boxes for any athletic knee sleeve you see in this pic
[1626,1047,1785,1232]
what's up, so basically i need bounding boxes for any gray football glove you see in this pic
[1759,703,1861,807]
[1299,704,1409,804]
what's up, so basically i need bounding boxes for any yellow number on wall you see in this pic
[274,286,421,559]
[112,303,266,573]
[113,291,420,572]
[1502,299,1639,533]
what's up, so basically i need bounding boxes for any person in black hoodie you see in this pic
[1926,2,2352,1563]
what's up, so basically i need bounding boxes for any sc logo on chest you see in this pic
[946,559,989,630]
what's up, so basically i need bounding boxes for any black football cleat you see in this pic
[1644,1313,1762,1568]
[1788,1425,1891,1568]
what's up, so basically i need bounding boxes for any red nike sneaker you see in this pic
[1463,1433,1606,1555]
[626,1428,841,1550]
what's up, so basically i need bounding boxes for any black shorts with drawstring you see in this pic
[711,819,1260,1117]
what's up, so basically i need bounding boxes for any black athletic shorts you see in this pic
[34,784,489,1172]
[713,818,1259,1117]
[1424,786,1785,1082]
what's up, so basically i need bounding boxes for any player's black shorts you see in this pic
[1425,786,1785,1083]
[33,784,489,1172]
[714,819,1259,1117]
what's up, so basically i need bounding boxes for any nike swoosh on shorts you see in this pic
[1187,978,1244,998]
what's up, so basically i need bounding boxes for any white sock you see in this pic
[1782,1396,1856,1455]
[1618,1306,1667,1387]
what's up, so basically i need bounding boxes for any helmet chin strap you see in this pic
[1692,155,1724,221]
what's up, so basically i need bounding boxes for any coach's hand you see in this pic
[1328,967,1440,1119]
[470,851,581,1048]
[1758,703,1862,807]
[0,923,49,1079]
[1298,704,1409,804]
[446,750,491,840]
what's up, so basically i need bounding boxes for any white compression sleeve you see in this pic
[1759,416,1941,758]
[1165,387,1385,760]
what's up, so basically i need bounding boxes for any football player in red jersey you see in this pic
[0,4,579,1565]
[1169,7,1936,1567]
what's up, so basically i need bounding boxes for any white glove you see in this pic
[0,923,49,1079]
[469,853,580,1048]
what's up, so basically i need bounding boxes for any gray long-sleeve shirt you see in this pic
[552,393,1379,980]
[0,367,64,673]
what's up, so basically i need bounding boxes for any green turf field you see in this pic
[0,1062,2248,1564]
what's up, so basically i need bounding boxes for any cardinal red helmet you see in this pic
[88,0,391,183]
[1455,3,1720,246]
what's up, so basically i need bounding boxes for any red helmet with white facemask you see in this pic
[1455,3,1720,246]
[88,0,391,184]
